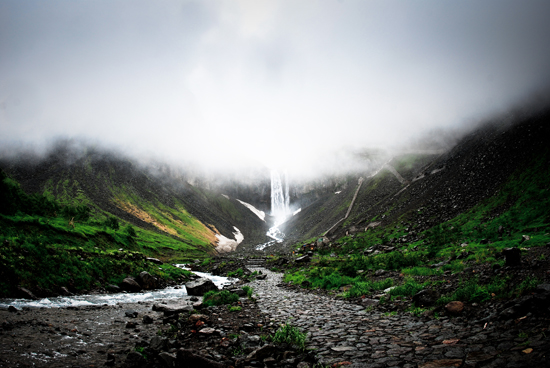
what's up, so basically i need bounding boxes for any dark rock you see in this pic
[412,289,439,307]
[245,344,280,361]
[185,278,218,296]
[17,287,38,300]
[125,310,138,318]
[142,315,154,324]
[256,274,267,280]
[502,248,521,267]
[301,280,311,288]
[124,351,146,368]
[176,348,225,368]
[158,352,176,367]
[149,336,168,352]
[120,277,142,292]
[8,305,18,312]
[125,321,137,329]
[138,271,158,290]
[231,288,247,297]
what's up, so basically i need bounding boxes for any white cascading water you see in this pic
[256,169,291,250]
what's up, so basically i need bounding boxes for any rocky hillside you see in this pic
[273,109,550,250]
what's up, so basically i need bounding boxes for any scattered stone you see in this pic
[199,327,216,334]
[176,348,225,368]
[445,301,464,315]
[295,255,311,263]
[149,336,168,352]
[7,305,18,313]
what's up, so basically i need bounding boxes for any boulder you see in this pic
[124,351,146,368]
[301,280,311,288]
[158,352,176,367]
[445,301,464,315]
[412,289,439,307]
[120,277,142,292]
[138,271,158,290]
[149,336,168,352]
[185,278,217,296]
[502,248,521,267]
[142,315,154,324]
[176,348,225,368]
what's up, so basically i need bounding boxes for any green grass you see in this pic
[272,323,307,350]
[202,290,239,307]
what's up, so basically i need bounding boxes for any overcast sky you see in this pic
[1,0,550,174]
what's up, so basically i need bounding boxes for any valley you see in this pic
[1,111,550,367]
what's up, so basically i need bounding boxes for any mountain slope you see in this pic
[0,142,269,254]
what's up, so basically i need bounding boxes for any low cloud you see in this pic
[1,0,549,179]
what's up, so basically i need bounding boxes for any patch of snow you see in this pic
[293,208,301,216]
[236,199,265,221]
[335,191,341,194]
[221,194,230,199]
[216,226,244,253]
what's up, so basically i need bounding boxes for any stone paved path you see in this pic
[248,268,549,368]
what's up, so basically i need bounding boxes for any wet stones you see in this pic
[185,277,217,296]
[125,310,138,318]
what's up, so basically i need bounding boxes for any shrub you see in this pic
[272,323,307,350]
[202,290,239,306]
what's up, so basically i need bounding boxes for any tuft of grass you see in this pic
[272,323,307,350]
[202,290,239,307]
[242,285,254,298]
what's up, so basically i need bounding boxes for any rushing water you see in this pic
[0,268,233,310]
[256,169,291,251]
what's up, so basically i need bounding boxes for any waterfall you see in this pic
[256,169,291,250]
[271,169,290,226]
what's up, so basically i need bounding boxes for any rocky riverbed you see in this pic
[1,267,549,367]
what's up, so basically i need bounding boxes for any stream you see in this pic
[0,267,233,310]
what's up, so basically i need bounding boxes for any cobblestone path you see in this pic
[248,268,549,368]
